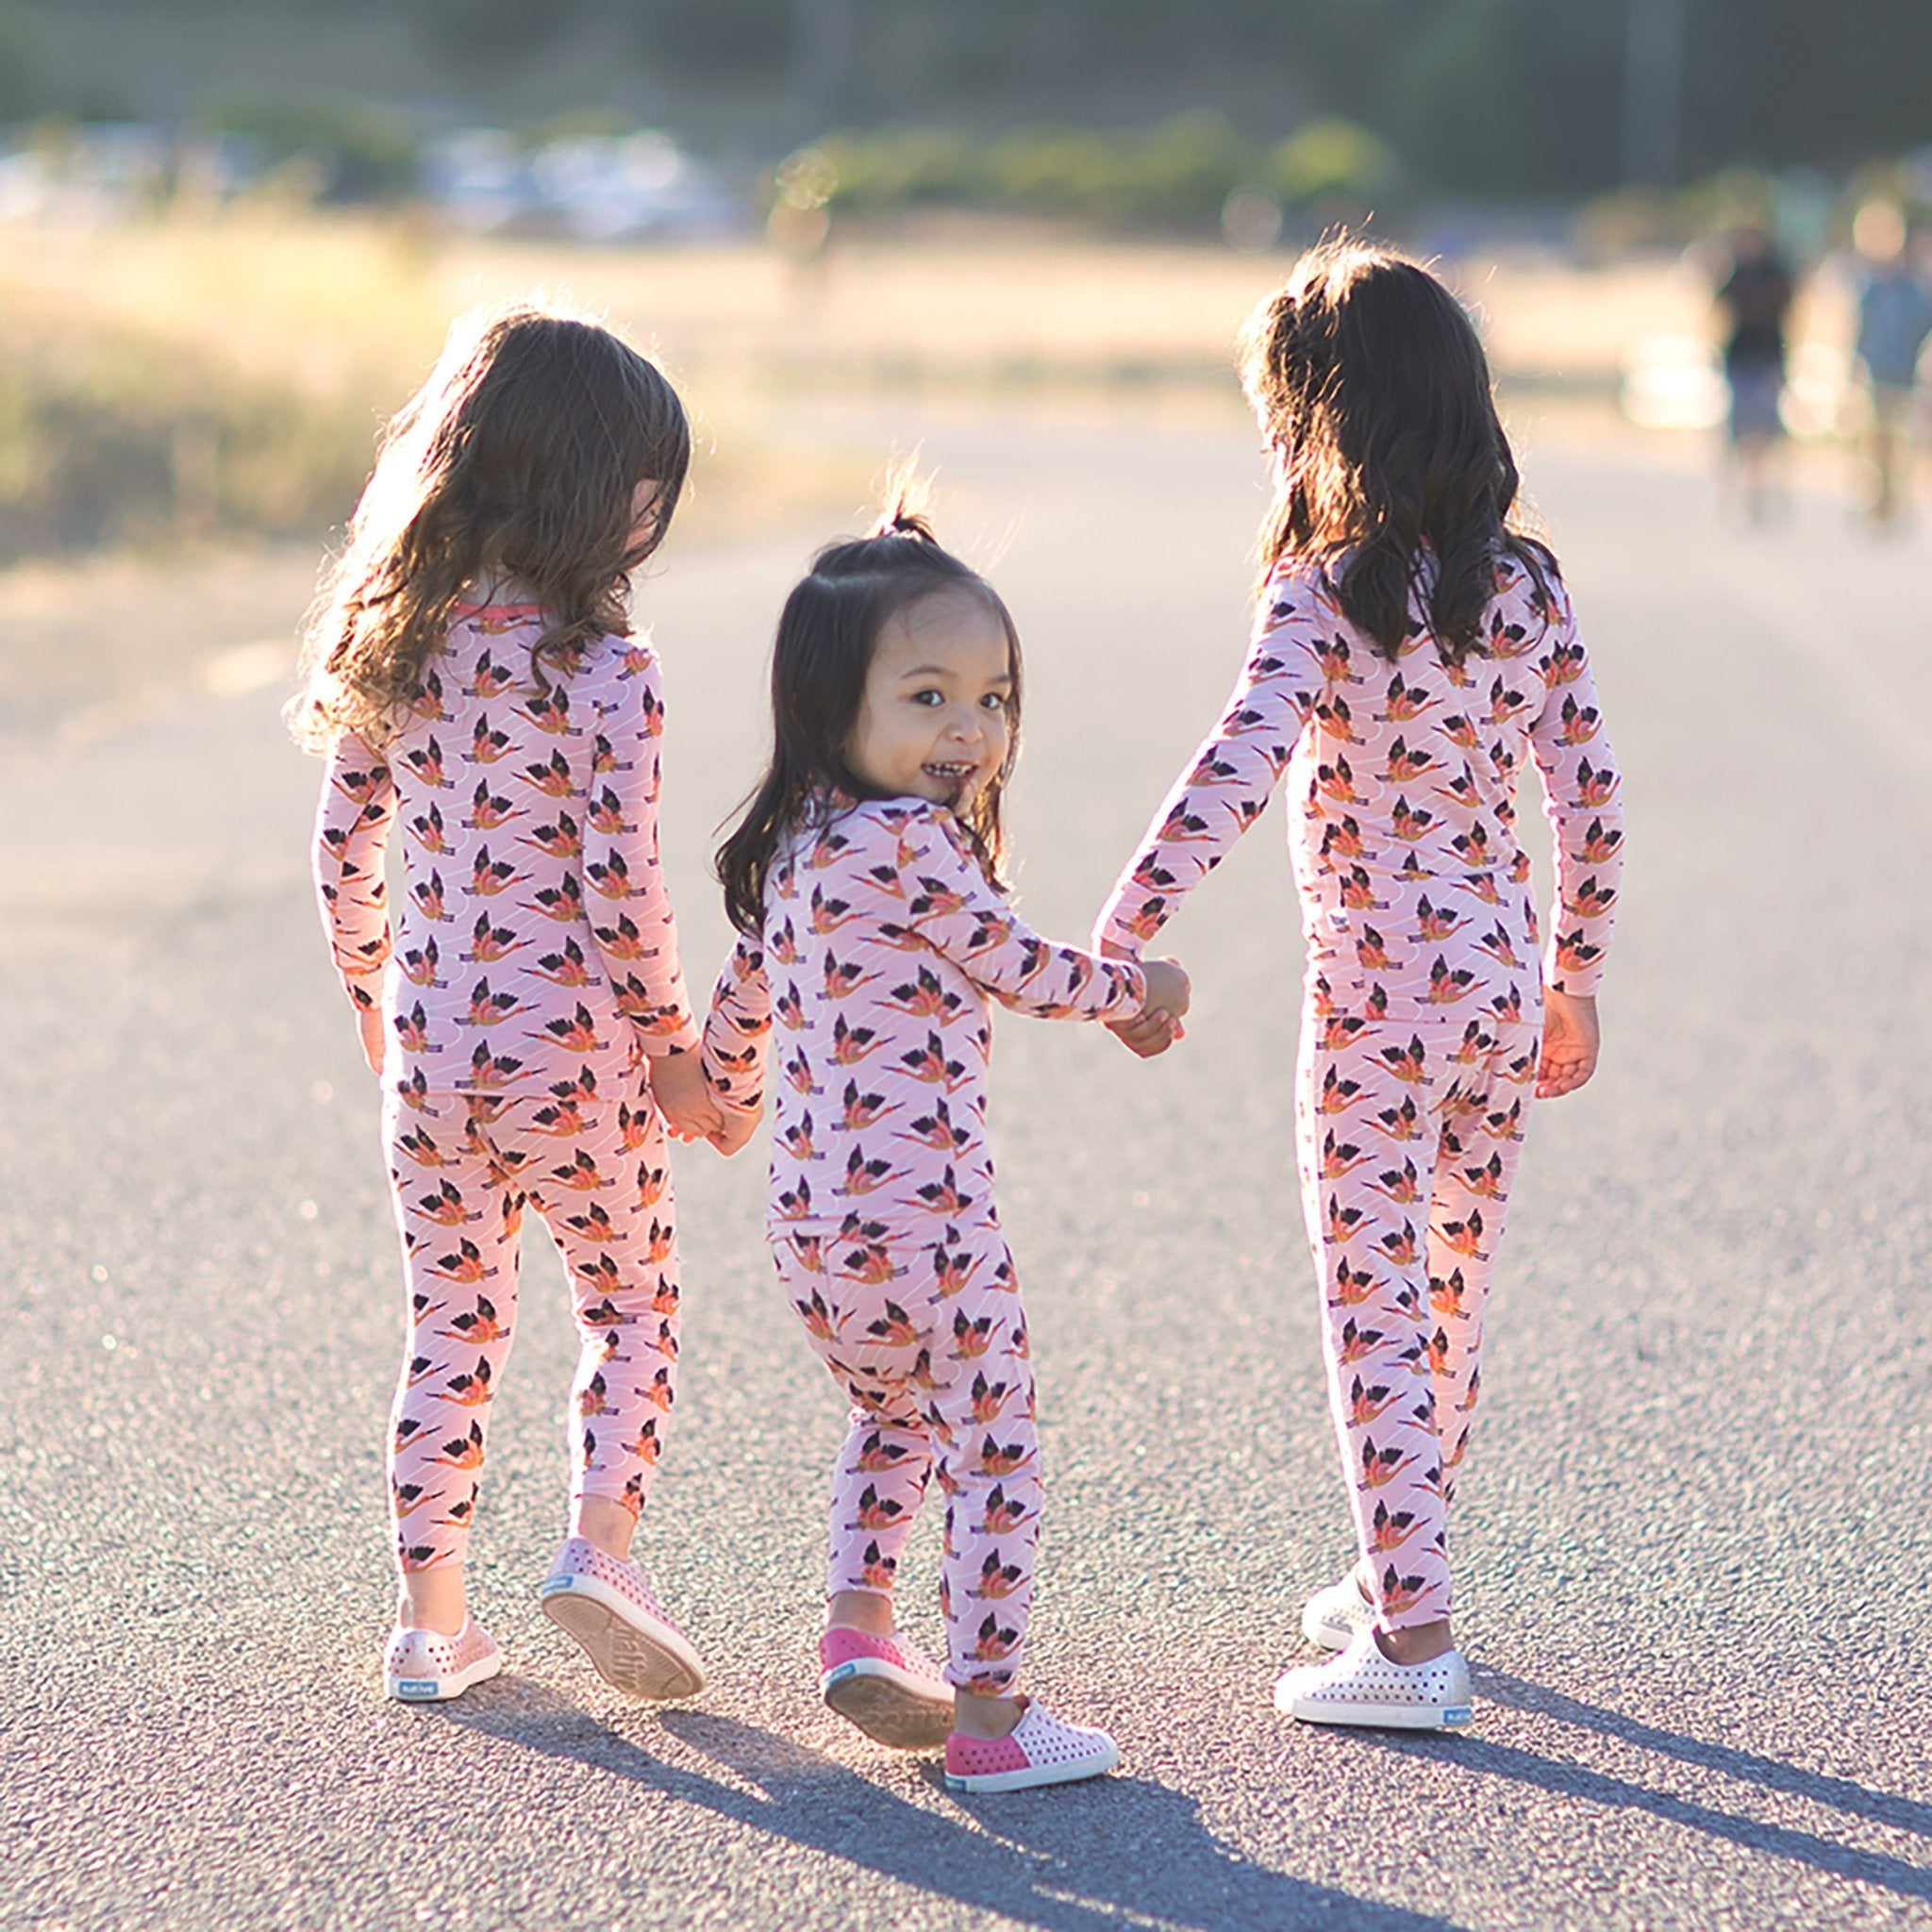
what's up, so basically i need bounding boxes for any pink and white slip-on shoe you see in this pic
[538,1536,706,1701]
[818,1626,955,1749]
[1301,1572,1377,1652]
[943,1706,1121,1794]
[382,1617,502,1702]
[1274,1627,1473,1730]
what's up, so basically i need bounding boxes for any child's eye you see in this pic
[979,691,1008,712]
[909,689,943,708]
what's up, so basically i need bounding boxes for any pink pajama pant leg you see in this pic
[771,1215,1040,1696]
[1294,1011,1539,1629]
[381,1074,680,1573]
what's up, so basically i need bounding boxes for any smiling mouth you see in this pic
[924,762,977,783]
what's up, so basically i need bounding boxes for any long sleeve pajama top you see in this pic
[312,606,700,1102]
[1093,553,1624,1024]
[705,794,1148,1233]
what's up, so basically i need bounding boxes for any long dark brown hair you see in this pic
[293,303,691,750]
[716,509,1023,938]
[1241,239,1555,665]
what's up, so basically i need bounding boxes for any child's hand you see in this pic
[707,1102,762,1158]
[1110,957,1190,1058]
[649,1051,725,1142]
[1537,987,1600,1098]
[357,1001,387,1075]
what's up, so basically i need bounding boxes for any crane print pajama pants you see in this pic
[383,1074,680,1572]
[1296,993,1539,1627]
[769,1213,1039,1698]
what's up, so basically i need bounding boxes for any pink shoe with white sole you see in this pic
[943,1706,1121,1793]
[818,1626,955,1749]
[382,1616,502,1702]
[539,1537,706,1701]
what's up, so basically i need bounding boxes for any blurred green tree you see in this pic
[415,0,588,60]
[0,3,36,121]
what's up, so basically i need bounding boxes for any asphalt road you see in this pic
[2,396,1928,1932]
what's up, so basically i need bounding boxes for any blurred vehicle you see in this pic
[424,128,747,242]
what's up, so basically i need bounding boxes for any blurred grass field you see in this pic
[0,206,1822,730]
[0,205,1724,557]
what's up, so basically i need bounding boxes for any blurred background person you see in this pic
[1714,225,1797,524]
[1849,198,1932,528]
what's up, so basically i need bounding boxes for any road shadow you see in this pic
[1476,1670,1932,1840]
[441,1686,1469,1932]
[1350,1668,1932,1903]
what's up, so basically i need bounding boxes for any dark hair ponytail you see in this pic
[1240,239,1557,665]
[715,512,1023,937]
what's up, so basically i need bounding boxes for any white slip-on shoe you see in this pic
[1301,1573,1377,1652]
[382,1616,503,1702]
[943,1706,1121,1793]
[539,1536,707,1701]
[1274,1627,1474,1730]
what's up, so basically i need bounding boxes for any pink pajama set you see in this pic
[703,795,1146,1694]
[1095,556,1624,1630]
[313,607,700,1574]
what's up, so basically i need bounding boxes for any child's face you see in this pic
[844,590,1013,812]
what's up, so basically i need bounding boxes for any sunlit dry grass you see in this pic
[0,203,1773,573]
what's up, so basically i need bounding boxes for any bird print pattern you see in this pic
[1294,1010,1537,1623]
[312,603,701,1097]
[1094,553,1624,1628]
[382,1077,680,1571]
[311,603,700,1572]
[704,792,1147,1690]
[770,1221,1041,1696]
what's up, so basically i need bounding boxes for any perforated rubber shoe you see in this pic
[1274,1627,1474,1730]
[943,1706,1121,1793]
[382,1617,502,1702]
[1302,1573,1377,1652]
[819,1627,955,1749]
[539,1537,706,1701]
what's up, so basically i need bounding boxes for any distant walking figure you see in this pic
[702,507,1189,1792]
[1093,241,1625,1731]
[1714,225,1796,523]
[295,305,724,1704]
[1849,200,1932,528]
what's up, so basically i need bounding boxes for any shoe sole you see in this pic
[1277,1687,1473,1730]
[822,1659,955,1750]
[383,1651,503,1703]
[944,1740,1122,1794]
[540,1580,706,1701]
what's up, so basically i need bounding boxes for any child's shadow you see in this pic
[1361,1668,1932,1903]
[445,1687,1467,1932]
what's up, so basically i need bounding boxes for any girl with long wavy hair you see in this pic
[298,303,723,1704]
[1094,240,1626,1730]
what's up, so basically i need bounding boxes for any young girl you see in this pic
[1094,242,1624,1730]
[702,510,1190,1793]
[298,305,724,1703]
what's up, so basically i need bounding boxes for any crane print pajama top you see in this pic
[1094,554,1624,1630]
[704,794,1147,1693]
[313,606,700,1574]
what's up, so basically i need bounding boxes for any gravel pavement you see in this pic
[2,398,1928,1931]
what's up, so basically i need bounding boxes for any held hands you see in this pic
[649,1050,726,1143]
[1537,987,1600,1099]
[706,1098,762,1158]
[1108,956,1191,1059]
